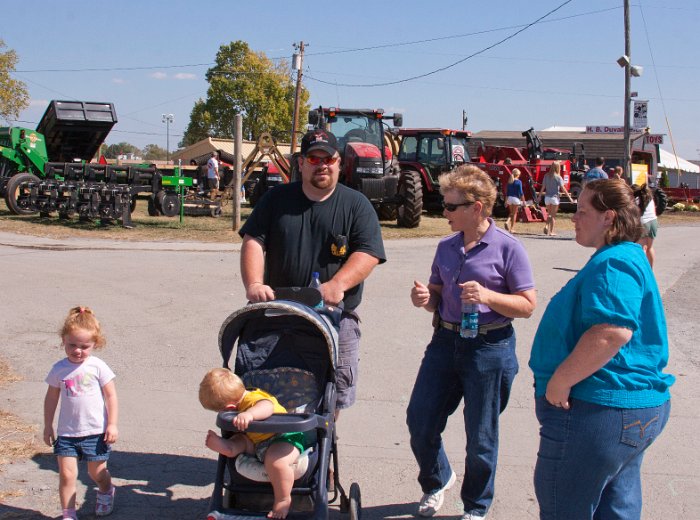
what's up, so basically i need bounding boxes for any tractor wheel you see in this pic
[348,482,361,520]
[377,204,397,221]
[569,181,583,201]
[397,170,423,228]
[654,187,668,216]
[5,172,40,215]
[492,196,509,218]
[129,195,137,214]
[156,190,179,217]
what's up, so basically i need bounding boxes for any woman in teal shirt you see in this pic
[529,179,674,520]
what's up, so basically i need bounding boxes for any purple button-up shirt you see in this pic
[428,219,535,324]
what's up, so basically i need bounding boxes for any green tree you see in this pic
[181,41,309,147]
[0,39,29,121]
[142,143,168,160]
[103,142,140,159]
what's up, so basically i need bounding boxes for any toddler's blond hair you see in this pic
[199,368,245,411]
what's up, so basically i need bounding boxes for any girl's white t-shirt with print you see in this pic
[46,356,115,437]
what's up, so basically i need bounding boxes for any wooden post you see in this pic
[233,114,243,230]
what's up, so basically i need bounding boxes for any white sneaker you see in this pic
[95,485,115,516]
[462,514,485,520]
[417,471,457,517]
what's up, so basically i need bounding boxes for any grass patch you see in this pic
[0,195,697,244]
[0,360,45,473]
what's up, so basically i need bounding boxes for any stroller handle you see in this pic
[216,411,325,434]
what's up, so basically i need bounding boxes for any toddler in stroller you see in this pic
[204,293,361,520]
[199,368,306,518]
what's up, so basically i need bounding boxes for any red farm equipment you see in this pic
[470,128,585,221]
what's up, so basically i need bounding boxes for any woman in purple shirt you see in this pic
[408,165,537,520]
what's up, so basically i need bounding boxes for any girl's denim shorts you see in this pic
[54,434,111,461]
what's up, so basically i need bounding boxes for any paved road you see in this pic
[0,226,698,519]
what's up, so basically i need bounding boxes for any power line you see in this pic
[304,5,617,58]
[305,0,575,88]
[15,62,212,73]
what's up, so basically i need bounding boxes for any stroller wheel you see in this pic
[348,482,361,520]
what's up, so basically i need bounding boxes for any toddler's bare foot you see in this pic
[268,497,292,519]
[205,430,235,457]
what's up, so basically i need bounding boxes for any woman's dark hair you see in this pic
[631,183,652,213]
[584,179,643,244]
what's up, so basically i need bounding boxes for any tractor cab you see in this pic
[397,128,472,211]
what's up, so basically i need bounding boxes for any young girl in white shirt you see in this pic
[44,306,119,519]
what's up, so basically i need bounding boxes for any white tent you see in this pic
[658,148,699,173]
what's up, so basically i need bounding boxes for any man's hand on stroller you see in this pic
[320,279,345,306]
[246,282,275,303]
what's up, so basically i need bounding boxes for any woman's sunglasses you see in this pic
[305,155,339,166]
[442,201,473,212]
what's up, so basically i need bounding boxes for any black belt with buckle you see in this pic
[433,312,512,336]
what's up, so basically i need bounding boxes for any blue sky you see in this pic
[3,0,699,160]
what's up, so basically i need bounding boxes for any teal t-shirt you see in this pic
[529,241,674,408]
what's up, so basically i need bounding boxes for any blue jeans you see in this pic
[534,396,671,520]
[406,325,517,516]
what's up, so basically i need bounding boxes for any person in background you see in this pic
[584,157,608,183]
[504,168,524,233]
[538,161,575,236]
[408,165,536,520]
[239,129,385,418]
[632,183,658,268]
[44,307,118,519]
[613,166,624,180]
[207,151,221,192]
[529,179,674,519]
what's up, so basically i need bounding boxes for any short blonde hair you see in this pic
[439,164,497,216]
[199,368,245,411]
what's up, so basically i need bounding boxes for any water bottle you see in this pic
[309,271,324,309]
[460,302,479,338]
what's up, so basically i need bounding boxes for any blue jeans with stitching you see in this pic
[406,325,517,516]
[534,396,671,520]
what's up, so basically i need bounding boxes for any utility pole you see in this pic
[623,0,632,182]
[290,41,305,154]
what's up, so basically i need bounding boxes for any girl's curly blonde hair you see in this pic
[60,306,106,348]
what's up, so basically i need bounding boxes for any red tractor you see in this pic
[396,128,472,213]
[308,107,423,227]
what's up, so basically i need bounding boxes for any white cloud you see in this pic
[150,72,167,80]
[174,73,196,80]
[112,78,126,84]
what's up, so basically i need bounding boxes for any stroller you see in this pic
[207,288,361,520]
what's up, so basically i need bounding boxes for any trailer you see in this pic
[0,100,220,226]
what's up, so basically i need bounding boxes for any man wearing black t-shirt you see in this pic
[239,129,386,412]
